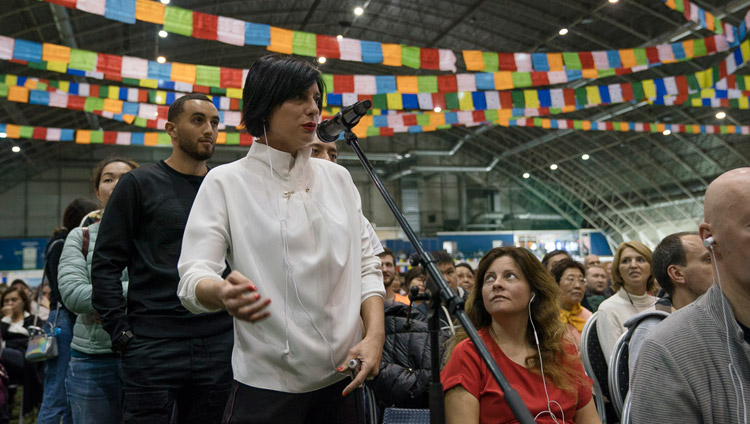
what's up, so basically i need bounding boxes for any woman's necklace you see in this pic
[624,289,642,314]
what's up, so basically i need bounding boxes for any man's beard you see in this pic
[178,137,214,161]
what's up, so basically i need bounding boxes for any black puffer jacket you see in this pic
[371,301,450,409]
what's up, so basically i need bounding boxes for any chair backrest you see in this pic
[382,407,430,424]
[580,312,608,424]
[621,391,633,424]
[608,331,630,418]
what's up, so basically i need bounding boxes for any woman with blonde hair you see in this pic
[596,241,656,364]
[441,247,599,424]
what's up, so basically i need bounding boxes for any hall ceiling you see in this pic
[1,0,749,246]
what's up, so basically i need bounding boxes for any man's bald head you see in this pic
[700,167,750,292]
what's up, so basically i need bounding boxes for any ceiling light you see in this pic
[581,153,590,160]
[336,34,343,40]
[158,30,168,38]
[154,112,159,117]
[404,153,412,158]
[157,56,166,64]
[550,164,558,170]
[663,129,671,135]
[608,0,618,3]
[558,28,569,36]
[0,132,6,138]
[433,106,442,113]
[160,0,169,4]
[716,111,727,119]
[318,56,327,64]
[522,172,531,179]
[354,6,364,16]
[11,146,20,153]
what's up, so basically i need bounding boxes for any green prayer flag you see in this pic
[209,87,225,95]
[715,18,724,34]
[484,110,499,121]
[417,76,438,93]
[686,74,699,90]
[158,133,171,146]
[562,52,581,70]
[134,117,147,127]
[164,6,193,37]
[37,82,48,91]
[90,131,104,144]
[598,69,616,77]
[633,48,648,65]
[720,125,729,134]
[84,97,104,112]
[401,46,420,69]
[511,91,525,108]
[196,65,221,87]
[416,114,431,126]
[631,82,645,101]
[512,73,532,88]
[366,126,380,137]
[533,118,542,126]
[693,39,707,57]
[69,49,98,71]
[437,124,451,130]
[573,120,583,129]
[445,92,459,110]
[575,88,588,106]
[122,78,139,86]
[482,52,499,72]
[19,126,33,139]
[226,133,240,145]
[322,74,334,93]
[292,31,316,57]
[372,94,387,110]
[29,61,46,70]
[675,0,684,12]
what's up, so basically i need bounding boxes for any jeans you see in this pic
[37,308,74,424]
[120,331,233,424]
[65,355,122,424]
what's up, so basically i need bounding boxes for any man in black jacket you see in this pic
[92,94,233,423]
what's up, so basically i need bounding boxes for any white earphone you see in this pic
[703,236,715,248]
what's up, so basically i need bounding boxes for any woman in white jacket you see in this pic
[178,54,385,424]
[58,157,137,424]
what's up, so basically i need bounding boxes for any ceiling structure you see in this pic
[1,0,749,249]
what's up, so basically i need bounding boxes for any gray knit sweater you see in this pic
[630,284,750,424]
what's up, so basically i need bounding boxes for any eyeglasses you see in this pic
[562,276,586,285]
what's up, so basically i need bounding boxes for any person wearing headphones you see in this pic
[177,54,384,423]
[630,168,750,424]
[441,247,599,424]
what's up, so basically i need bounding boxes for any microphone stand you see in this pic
[343,130,535,424]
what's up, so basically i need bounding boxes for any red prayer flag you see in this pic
[193,85,210,94]
[193,12,218,40]
[420,48,440,70]
[605,121,614,130]
[579,52,594,69]
[402,114,417,126]
[380,127,394,136]
[220,68,243,88]
[47,0,76,7]
[621,84,634,102]
[498,53,517,71]
[146,118,159,129]
[705,36,717,54]
[89,85,100,98]
[563,89,576,106]
[472,110,485,122]
[530,72,549,86]
[333,75,354,92]
[431,93,446,110]
[240,133,253,145]
[157,106,169,119]
[103,131,117,144]
[32,127,47,140]
[230,98,240,110]
[357,94,373,103]
[498,91,513,109]
[68,95,86,111]
[675,75,689,93]
[97,53,122,75]
[645,47,659,64]
[316,35,340,59]
[437,75,457,93]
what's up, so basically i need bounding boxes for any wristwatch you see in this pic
[112,329,134,354]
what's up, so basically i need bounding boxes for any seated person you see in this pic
[596,241,656,365]
[581,265,609,313]
[551,258,592,349]
[541,249,571,272]
[456,263,475,293]
[404,267,426,305]
[442,247,599,424]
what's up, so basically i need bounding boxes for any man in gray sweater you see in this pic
[630,168,750,423]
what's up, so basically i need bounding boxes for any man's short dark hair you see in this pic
[377,248,395,262]
[242,54,324,137]
[63,197,98,230]
[652,232,696,297]
[550,258,586,284]
[168,93,212,122]
[431,250,454,266]
[541,249,570,268]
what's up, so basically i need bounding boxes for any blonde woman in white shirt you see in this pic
[596,241,657,364]
[178,54,384,424]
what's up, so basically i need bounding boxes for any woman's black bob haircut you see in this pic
[242,54,325,137]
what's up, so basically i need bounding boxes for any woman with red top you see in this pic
[441,247,600,424]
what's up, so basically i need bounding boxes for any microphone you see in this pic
[316,100,372,142]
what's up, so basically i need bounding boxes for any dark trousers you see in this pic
[121,331,233,424]
[223,378,364,424]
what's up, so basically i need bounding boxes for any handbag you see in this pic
[24,237,67,362]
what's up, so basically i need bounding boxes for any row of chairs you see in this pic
[580,311,669,424]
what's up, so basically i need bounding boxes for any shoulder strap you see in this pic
[81,227,90,258]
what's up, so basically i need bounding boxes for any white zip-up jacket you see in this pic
[178,141,384,393]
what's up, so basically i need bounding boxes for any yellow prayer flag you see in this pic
[122,114,136,124]
[226,88,243,99]
[586,86,601,105]
[429,112,445,126]
[381,44,402,67]
[665,0,676,8]
[386,93,403,110]
[5,75,17,87]
[463,51,484,71]
[619,49,636,68]
[7,86,29,103]
[216,132,226,145]
[103,98,123,114]
[541,119,551,129]
[171,63,197,84]
[268,27,293,55]
[582,69,598,79]
[523,90,539,108]
[136,0,166,24]
[396,76,418,94]
[5,124,20,139]
[494,72,513,90]
[739,97,749,109]
[76,130,92,144]
[139,79,158,89]
[47,61,68,73]
[656,123,665,132]
[42,43,71,63]
[581,121,591,130]
[547,53,564,72]
[741,40,750,65]
[458,92,474,110]
[353,124,368,139]
[144,132,160,146]
[107,86,119,99]
[682,39,694,58]
[642,80,656,99]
